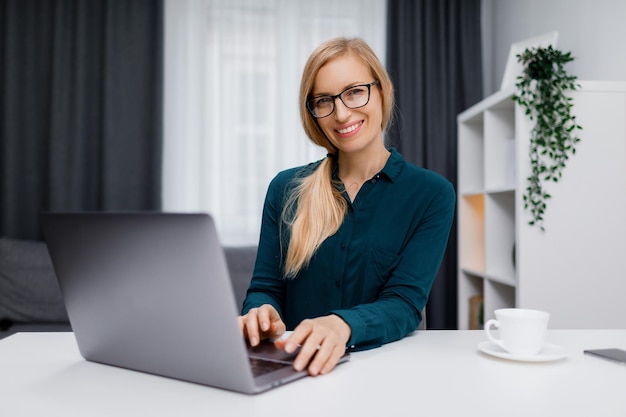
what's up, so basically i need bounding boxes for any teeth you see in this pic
[337,122,361,134]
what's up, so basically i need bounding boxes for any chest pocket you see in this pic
[361,248,401,303]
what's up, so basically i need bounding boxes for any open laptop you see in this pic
[40,212,349,394]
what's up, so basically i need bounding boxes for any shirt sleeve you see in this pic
[331,177,456,351]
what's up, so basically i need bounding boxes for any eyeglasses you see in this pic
[306,81,379,119]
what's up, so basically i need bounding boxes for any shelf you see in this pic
[457,86,515,122]
[484,186,515,194]
[458,194,484,273]
[483,272,516,288]
[485,191,515,281]
[484,108,516,190]
[458,81,626,330]
[459,189,485,197]
[457,270,484,330]
[483,280,515,322]
[457,121,484,193]
[459,267,485,278]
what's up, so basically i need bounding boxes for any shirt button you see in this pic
[341,243,346,249]
[335,281,341,288]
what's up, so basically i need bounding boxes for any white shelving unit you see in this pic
[457,81,626,330]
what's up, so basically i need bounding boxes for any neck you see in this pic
[337,145,390,202]
[337,146,390,183]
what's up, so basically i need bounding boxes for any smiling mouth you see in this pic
[336,121,363,135]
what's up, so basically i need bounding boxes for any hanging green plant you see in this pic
[513,46,582,231]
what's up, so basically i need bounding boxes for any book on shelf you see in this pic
[469,294,484,330]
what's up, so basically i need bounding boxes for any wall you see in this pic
[482,0,626,96]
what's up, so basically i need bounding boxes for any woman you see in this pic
[239,37,455,376]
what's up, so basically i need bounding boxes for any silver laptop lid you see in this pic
[41,212,258,393]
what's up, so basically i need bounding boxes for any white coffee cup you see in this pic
[484,308,550,356]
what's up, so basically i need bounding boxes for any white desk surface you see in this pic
[1,330,624,417]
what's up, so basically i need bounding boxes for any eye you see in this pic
[314,96,333,107]
[345,86,367,98]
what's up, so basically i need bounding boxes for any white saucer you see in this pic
[478,341,568,362]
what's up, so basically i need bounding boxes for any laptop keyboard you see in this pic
[249,357,291,377]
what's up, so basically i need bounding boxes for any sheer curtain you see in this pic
[163,0,386,245]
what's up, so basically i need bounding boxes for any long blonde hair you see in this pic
[282,37,395,278]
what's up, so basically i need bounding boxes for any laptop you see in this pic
[40,212,349,394]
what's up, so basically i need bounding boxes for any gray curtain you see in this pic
[0,0,163,240]
[386,0,483,329]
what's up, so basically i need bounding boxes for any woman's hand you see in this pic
[238,304,286,346]
[274,314,351,376]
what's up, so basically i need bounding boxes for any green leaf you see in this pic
[516,45,581,231]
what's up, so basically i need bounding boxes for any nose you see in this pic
[333,97,351,121]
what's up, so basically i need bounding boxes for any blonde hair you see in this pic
[282,37,395,278]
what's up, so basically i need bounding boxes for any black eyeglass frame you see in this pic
[306,80,380,119]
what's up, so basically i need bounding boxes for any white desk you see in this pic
[1,330,624,416]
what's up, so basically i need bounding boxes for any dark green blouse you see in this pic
[242,148,455,351]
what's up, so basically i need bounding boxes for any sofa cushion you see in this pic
[0,238,257,326]
[0,237,69,323]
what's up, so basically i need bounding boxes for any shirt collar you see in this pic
[380,147,404,183]
[331,147,404,183]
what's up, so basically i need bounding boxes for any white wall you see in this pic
[482,0,626,96]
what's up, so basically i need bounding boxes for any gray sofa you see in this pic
[0,237,257,339]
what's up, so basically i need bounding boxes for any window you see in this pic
[163,0,386,244]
